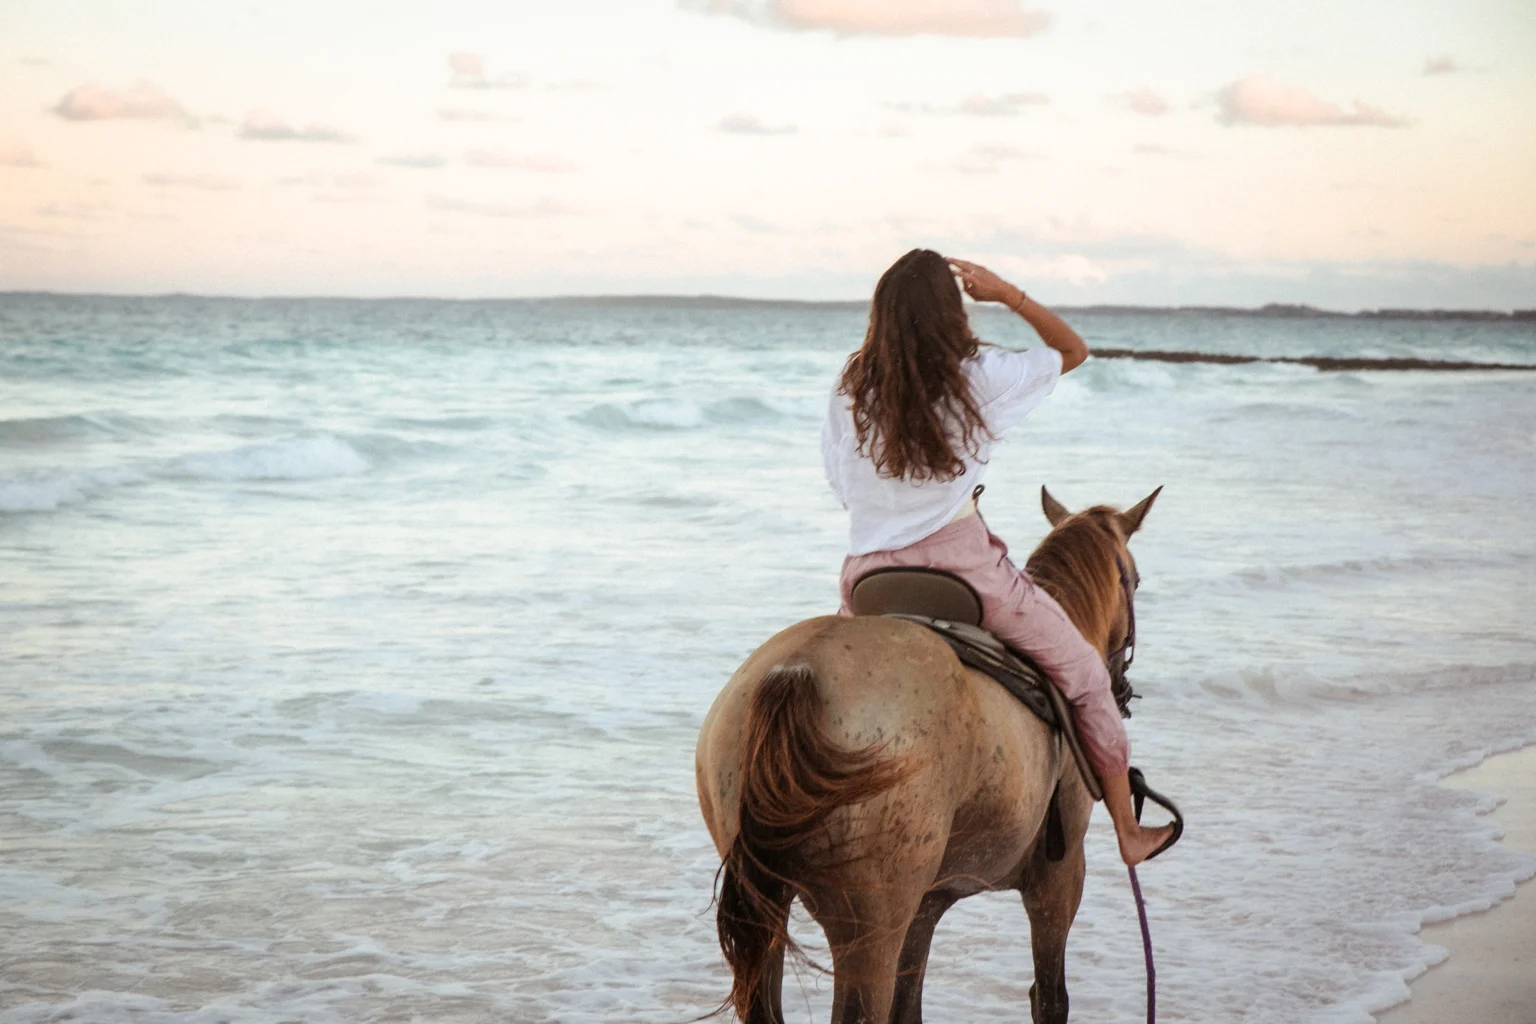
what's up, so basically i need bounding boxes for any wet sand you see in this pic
[1375,744,1536,1024]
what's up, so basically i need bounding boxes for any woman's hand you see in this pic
[947,258,1022,308]
[950,256,1090,373]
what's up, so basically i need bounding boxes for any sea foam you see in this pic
[173,435,369,481]
[0,436,371,513]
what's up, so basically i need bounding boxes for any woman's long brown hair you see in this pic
[838,248,991,482]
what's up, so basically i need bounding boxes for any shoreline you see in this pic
[1374,743,1536,1024]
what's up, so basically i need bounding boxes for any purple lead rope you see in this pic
[1128,866,1156,1024]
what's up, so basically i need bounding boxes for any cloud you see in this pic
[1423,55,1463,76]
[889,91,1048,117]
[35,200,112,220]
[427,195,573,218]
[0,146,43,168]
[1118,88,1168,117]
[377,152,446,169]
[52,80,189,123]
[463,149,578,172]
[447,51,530,89]
[438,107,512,122]
[274,172,377,190]
[957,91,1048,116]
[239,110,351,142]
[732,214,781,233]
[449,52,485,80]
[681,0,1049,38]
[1216,76,1407,128]
[955,143,1040,173]
[142,172,239,190]
[717,113,797,135]
[1131,142,1173,156]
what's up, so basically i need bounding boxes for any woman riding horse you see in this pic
[696,249,1173,1023]
[824,249,1172,867]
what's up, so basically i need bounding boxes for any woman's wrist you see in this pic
[1006,286,1028,312]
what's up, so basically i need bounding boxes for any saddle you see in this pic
[849,565,1184,864]
[848,566,1104,803]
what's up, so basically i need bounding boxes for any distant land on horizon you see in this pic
[3,291,1534,322]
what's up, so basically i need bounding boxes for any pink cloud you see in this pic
[52,81,188,123]
[1119,88,1169,117]
[239,110,350,142]
[681,0,1050,38]
[1216,76,1407,128]
[1423,55,1462,76]
[447,51,530,89]
[1,146,43,167]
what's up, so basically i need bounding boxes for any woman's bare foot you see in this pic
[1117,822,1177,867]
[1100,770,1177,866]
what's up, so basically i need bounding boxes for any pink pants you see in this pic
[838,513,1130,779]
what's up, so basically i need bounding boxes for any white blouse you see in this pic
[822,345,1063,555]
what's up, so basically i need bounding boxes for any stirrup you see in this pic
[1128,766,1183,861]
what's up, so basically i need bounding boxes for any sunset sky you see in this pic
[1,0,1532,307]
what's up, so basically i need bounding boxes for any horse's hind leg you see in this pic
[747,945,785,1024]
[889,890,958,1024]
[825,924,908,1024]
[813,885,927,1024]
[1021,842,1087,1024]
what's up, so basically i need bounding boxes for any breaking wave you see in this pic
[575,396,789,432]
[172,436,369,482]
[0,435,372,513]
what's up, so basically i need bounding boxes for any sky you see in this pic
[1,0,1533,308]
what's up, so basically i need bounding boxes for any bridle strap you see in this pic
[1117,556,1136,673]
[1109,555,1138,716]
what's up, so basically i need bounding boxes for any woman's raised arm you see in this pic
[947,258,1090,373]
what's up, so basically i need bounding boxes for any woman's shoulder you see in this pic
[967,344,1062,401]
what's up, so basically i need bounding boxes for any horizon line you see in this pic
[2,290,1533,321]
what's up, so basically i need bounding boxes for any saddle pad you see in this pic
[886,614,1105,802]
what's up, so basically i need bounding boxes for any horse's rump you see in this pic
[715,660,915,1020]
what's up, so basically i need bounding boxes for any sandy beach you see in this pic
[1376,744,1536,1024]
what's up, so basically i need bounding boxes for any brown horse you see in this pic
[695,486,1160,1024]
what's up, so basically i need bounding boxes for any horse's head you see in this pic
[1026,486,1162,686]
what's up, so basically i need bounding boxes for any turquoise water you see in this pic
[2,295,1534,1022]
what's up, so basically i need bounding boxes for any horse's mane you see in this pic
[1024,507,1127,653]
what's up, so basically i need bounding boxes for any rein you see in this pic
[1114,551,1158,1024]
[1108,554,1139,717]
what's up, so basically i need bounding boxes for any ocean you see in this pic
[2,294,1534,1023]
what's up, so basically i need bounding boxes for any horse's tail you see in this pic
[715,662,912,1021]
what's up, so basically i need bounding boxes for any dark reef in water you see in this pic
[1058,302,1536,322]
[1092,349,1536,371]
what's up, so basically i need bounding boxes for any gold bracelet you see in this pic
[1009,289,1028,312]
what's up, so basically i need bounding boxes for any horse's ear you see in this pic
[1041,486,1071,527]
[1120,486,1163,536]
